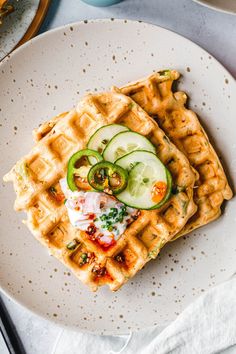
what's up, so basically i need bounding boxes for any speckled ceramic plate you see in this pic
[0,19,235,335]
[193,0,236,14]
[0,0,50,61]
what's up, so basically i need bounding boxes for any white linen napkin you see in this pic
[52,274,236,354]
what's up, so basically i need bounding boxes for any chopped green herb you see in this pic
[100,214,108,221]
[148,240,165,259]
[81,253,87,260]
[128,102,135,109]
[158,69,171,78]
[79,252,88,266]
[15,161,29,180]
[99,205,129,232]
[148,249,158,259]
[181,200,189,215]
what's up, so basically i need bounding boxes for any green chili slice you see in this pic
[87,161,128,195]
[67,149,103,191]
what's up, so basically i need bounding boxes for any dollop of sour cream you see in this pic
[60,178,137,248]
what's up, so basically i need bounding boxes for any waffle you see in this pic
[4,91,196,291]
[33,111,69,142]
[120,70,233,238]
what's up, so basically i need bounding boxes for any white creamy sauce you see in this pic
[60,178,137,247]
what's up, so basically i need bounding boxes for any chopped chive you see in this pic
[100,214,107,221]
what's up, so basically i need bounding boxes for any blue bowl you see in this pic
[82,0,123,6]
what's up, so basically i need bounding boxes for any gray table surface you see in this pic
[1,0,236,353]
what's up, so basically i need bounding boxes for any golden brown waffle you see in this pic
[120,70,233,238]
[4,91,196,291]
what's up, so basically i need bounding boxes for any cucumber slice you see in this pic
[103,131,156,163]
[87,124,129,164]
[116,150,172,210]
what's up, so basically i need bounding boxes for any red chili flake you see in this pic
[88,213,95,220]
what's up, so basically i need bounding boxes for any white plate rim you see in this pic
[1,17,235,80]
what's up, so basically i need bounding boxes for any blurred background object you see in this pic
[0,0,50,61]
[192,0,236,14]
[0,295,26,354]
[0,0,14,25]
